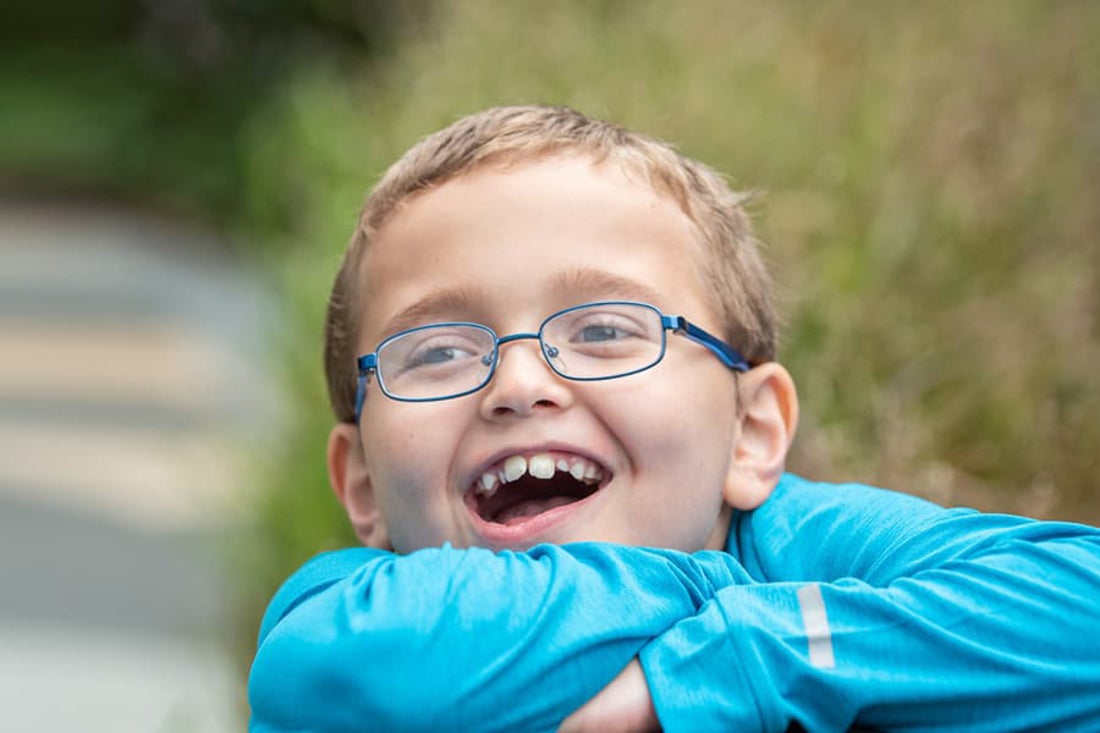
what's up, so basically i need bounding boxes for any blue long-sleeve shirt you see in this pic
[248,474,1100,732]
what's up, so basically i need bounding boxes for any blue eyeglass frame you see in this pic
[353,300,750,422]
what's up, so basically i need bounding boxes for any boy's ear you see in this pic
[723,362,799,511]
[327,423,390,549]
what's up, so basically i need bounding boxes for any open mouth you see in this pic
[467,452,608,526]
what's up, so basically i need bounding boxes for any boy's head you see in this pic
[325,105,798,553]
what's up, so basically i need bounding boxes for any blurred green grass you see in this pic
[4,0,1098,701]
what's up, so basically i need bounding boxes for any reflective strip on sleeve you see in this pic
[797,583,836,669]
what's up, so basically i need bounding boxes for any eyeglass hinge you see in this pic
[668,314,689,334]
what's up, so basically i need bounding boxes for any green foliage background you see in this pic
[5,0,1098,707]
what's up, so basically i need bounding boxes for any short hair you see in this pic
[324,105,777,422]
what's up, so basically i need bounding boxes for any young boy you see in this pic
[248,106,1100,732]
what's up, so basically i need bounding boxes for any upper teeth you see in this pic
[529,454,555,479]
[504,455,527,482]
[474,453,604,498]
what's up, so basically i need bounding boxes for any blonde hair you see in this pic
[324,105,776,422]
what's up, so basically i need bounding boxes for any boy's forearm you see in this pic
[248,542,743,733]
[642,520,1100,732]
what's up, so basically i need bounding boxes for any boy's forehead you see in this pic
[382,152,681,227]
[369,155,695,258]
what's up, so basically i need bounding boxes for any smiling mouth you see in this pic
[468,452,608,525]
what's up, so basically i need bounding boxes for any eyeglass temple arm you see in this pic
[662,315,751,372]
[354,354,378,424]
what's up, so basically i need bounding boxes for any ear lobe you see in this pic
[723,362,799,510]
[327,422,390,549]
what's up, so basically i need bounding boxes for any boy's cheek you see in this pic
[608,367,737,433]
[363,409,466,494]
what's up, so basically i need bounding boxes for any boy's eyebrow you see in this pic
[376,286,487,339]
[375,269,665,342]
[550,267,666,306]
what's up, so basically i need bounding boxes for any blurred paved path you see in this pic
[0,200,276,732]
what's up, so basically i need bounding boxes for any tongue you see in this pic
[495,496,578,525]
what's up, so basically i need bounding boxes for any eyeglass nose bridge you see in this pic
[482,331,565,401]
[493,331,561,362]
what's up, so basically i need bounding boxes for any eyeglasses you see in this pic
[354,300,750,421]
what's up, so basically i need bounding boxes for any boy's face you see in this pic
[340,156,782,553]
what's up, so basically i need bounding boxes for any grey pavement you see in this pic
[0,200,278,732]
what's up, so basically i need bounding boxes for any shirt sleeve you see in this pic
[248,541,750,733]
[639,475,1100,732]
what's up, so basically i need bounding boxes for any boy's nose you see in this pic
[478,340,574,420]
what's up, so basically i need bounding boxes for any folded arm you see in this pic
[248,542,747,733]
[642,477,1100,732]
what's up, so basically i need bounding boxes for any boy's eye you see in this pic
[576,324,629,343]
[381,327,491,379]
[413,346,467,365]
[405,342,479,369]
[565,311,647,344]
[561,312,653,358]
